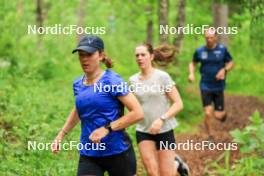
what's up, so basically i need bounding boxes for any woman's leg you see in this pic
[156,130,189,176]
[138,140,159,176]
[158,150,177,176]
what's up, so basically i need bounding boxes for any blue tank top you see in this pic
[73,70,130,157]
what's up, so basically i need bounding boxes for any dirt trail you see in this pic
[175,95,264,176]
[136,95,264,176]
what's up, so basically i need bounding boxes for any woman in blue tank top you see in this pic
[51,35,143,176]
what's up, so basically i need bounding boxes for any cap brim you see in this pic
[72,46,97,54]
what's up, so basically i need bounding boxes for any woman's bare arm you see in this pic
[52,107,80,153]
[59,107,80,135]
[164,86,184,119]
[110,92,144,131]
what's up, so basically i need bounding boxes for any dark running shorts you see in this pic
[136,130,176,150]
[201,90,224,111]
[77,146,136,176]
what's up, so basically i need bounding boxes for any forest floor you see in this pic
[137,95,264,176]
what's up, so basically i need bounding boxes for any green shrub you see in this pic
[206,111,264,176]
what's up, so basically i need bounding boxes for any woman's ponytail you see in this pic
[102,56,113,68]
[99,51,113,68]
[153,45,177,66]
[141,43,178,66]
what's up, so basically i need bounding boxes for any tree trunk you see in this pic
[248,0,263,53]
[173,0,185,52]
[158,0,169,44]
[17,0,24,15]
[36,0,44,44]
[212,1,229,46]
[77,0,85,41]
[146,2,154,44]
[146,20,153,44]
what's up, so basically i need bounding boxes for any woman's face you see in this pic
[78,50,102,74]
[135,45,153,70]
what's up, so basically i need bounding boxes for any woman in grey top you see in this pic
[129,43,189,176]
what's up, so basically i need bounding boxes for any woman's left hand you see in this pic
[149,118,163,135]
[89,127,109,143]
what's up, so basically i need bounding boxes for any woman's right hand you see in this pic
[51,132,64,154]
[149,118,163,135]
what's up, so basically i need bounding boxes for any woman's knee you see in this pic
[142,156,159,176]
[158,152,176,176]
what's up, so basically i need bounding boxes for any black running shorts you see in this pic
[136,130,176,150]
[77,146,136,176]
[201,90,224,111]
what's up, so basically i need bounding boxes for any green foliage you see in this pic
[0,0,263,175]
[231,111,264,154]
[206,111,264,176]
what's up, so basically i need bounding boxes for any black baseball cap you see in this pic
[72,35,104,54]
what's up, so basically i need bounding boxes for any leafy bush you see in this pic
[206,111,264,176]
